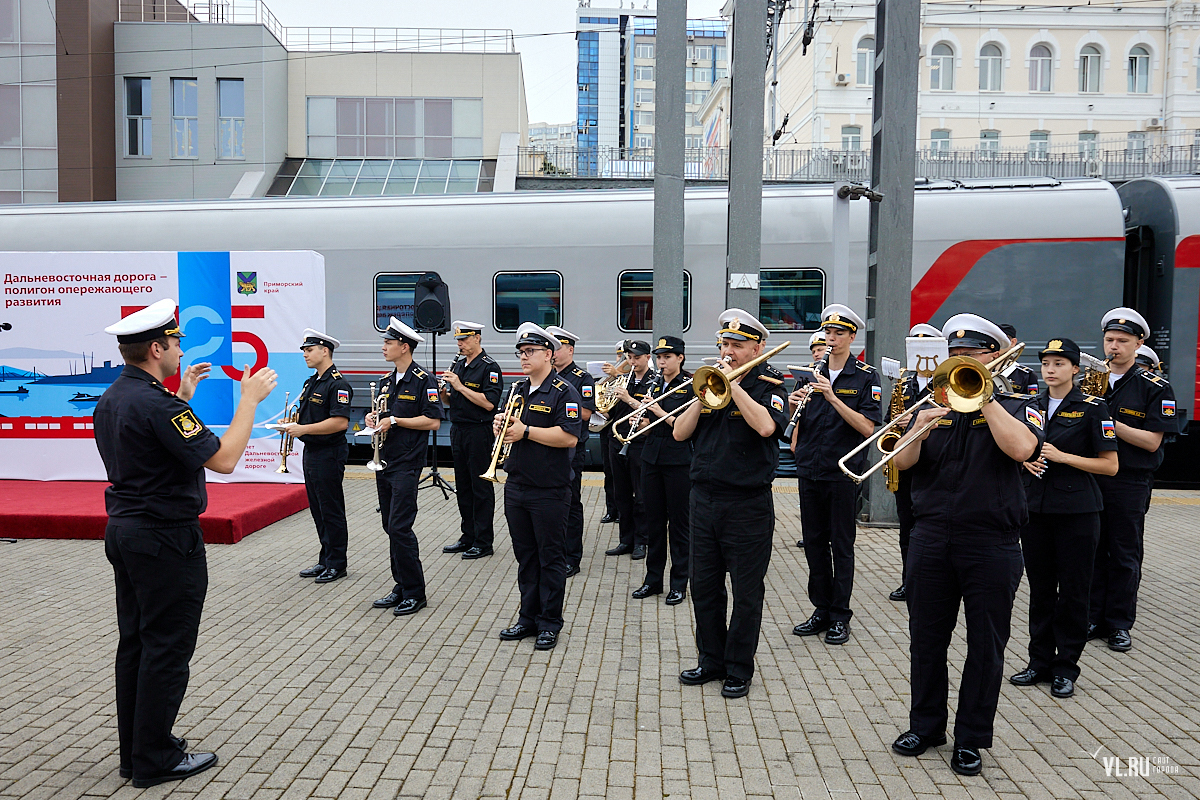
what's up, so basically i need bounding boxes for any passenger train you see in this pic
[1,176,1196,482]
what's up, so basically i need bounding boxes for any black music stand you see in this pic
[418,331,455,499]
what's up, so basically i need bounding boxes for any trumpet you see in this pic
[837,342,1025,483]
[782,353,829,439]
[481,380,526,483]
[366,381,388,472]
[275,391,298,473]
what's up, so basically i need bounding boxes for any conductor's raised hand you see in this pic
[177,361,211,401]
[240,365,277,404]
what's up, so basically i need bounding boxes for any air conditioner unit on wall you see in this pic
[835,73,850,85]
[1145,117,1163,129]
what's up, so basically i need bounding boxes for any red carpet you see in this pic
[0,481,309,544]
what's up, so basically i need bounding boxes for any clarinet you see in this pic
[784,353,829,439]
[619,368,663,456]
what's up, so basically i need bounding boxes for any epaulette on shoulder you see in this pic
[1141,371,1165,385]
[331,369,343,379]
[763,364,785,378]
[482,355,496,364]
[553,378,568,391]
[412,367,427,379]
[856,360,876,372]
[1083,394,1100,404]
[757,374,784,385]
[997,390,1026,401]
[571,365,585,376]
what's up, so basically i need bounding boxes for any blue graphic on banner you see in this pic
[179,252,234,425]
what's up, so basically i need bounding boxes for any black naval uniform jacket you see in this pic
[1023,388,1117,514]
[557,361,597,462]
[1009,364,1040,397]
[95,365,221,523]
[503,371,584,487]
[446,350,504,425]
[689,363,790,493]
[640,372,694,466]
[296,365,353,446]
[377,362,444,473]
[793,357,883,482]
[1101,364,1177,475]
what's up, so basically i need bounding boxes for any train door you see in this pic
[1117,180,1176,372]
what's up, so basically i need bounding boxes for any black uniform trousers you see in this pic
[907,526,1023,749]
[1021,511,1099,681]
[690,486,774,681]
[640,461,690,592]
[600,426,618,515]
[505,481,570,632]
[895,472,915,583]
[1091,473,1152,631]
[105,521,207,778]
[376,467,427,600]
[565,454,586,569]
[450,422,496,549]
[608,436,647,548]
[302,441,349,571]
[797,478,858,622]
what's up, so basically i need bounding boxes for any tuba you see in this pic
[275,391,299,473]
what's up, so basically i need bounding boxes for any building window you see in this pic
[634,42,655,59]
[930,43,954,91]
[685,134,704,148]
[217,78,244,160]
[374,273,421,331]
[714,67,728,80]
[1029,44,1052,92]
[759,269,826,330]
[617,270,692,332]
[494,272,562,331]
[685,111,702,128]
[0,84,18,147]
[1079,131,1098,158]
[633,133,654,148]
[1028,131,1049,160]
[715,45,727,61]
[931,129,951,153]
[634,88,655,104]
[1128,131,1146,161]
[171,78,199,158]
[685,67,712,84]
[635,65,655,81]
[856,37,875,86]
[307,97,483,159]
[979,129,1000,156]
[841,125,862,150]
[125,77,152,157]
[687,45,713,61]
[635,110,655,127]
[979,44,1003,91]
[1128,46,1150,93]
[1080,46,1101,93]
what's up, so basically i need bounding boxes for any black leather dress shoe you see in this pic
[1009,667,1050,686]
[442,540,470,553]
[825,621,850,645]
[1108,628,1132,651]
[605,543,633,556]
[392,598,427,616]
[131,752,218,788]
[462,546,494,560]
[499,623,536,641]
[679,666,726,686]
[889,585,907,602]
[631,545,647,560]
[600,512,619,523]
[1051,676,1075,698]
[1087,623,1106,640]
[299,564,325,578]
[796,539,805,548]
[664,590,686,605]
[891,730,947,757]
[792,613,831,637]
[565,563,581,578]
[314,568,345,584]
[534,630,558,650]
[721,676,750,698]
[122,736,188,778]
[632,584,662,599]
[950,745,983,776]
[372,592,402,609]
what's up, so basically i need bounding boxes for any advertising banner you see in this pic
[0,251,325,482]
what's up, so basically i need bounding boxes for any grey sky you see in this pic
[267,1,728,124]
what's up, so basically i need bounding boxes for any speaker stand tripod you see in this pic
[418,331,456,499]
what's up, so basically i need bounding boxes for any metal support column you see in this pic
[725,0,767,311]
[653,0,686,341]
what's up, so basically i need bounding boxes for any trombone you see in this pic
[837,342,1025,484]
[612,356,729,444]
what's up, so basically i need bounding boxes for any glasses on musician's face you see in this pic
[515,348,548,358]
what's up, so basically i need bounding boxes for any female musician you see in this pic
[1010,338,1118,699]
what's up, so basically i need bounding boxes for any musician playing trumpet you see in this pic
[286,329,352,585]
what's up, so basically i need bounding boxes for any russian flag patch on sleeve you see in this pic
[1026,407,1044,430]
[1101,419,1116,439]
[1163,399,1176,417]
[1029,385,1039,394]
[566,402,579,419]
[771,394,784,412]
[337,389,349,404]
[427,387,439,402]
[871,385,881,402]
[582,385,593,398]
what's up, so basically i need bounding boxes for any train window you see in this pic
[617,271,692,333]
[375,273,422,331]
[494,272,562,331]
[759,269,825,330]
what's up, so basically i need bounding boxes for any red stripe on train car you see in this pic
[0,417,96,438]
[1174,235,1200,416]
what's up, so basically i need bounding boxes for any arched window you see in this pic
[1029,44,1052,92]
[1079,45,1101,93]
[980,44,1003,91]
[856,37,875,86]
[1128,46,1150,93]
[930,43,954,90]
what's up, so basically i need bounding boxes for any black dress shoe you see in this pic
[605,543,633,556]
[499,623,536,641]
[796,539,805,548]
[131,752,218,788]
[631,545,647,560]
[664,589,686,605]
[825,621,850,645]
[392,598,427,616]
[299,564,325,578]
[600,512,619,523]
[679,666,726,685]
[372,592,402,609]
[121,736,188,778]
[889,585,907,602]
[314,567,345,584]
[1087,623,1106,640]
[1051,676,1075,698]
[565,563,581,578]
[891,730,947,757]
[632,584,662,599]
[442,540,470,553]
[534,630,558,650]
[462,546,494,560]
[721,676,750,698]
[1108,628,1132,651]
[1009,667,1050,686]
[792,613,831,637]
[950,745,983,776]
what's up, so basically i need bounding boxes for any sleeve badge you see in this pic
[489,372,499,384]
[1101,419,1116,439]
[171,410,204,439]
[770,394,784,413]
[337,389,350,404]
[582,385,593,398]
[1162,399,1176,417]
[1025,407,1045,430]
[871,385,881,402]
[426,387,439,402]
[1028,385,1039,394]
[566,402,579,419]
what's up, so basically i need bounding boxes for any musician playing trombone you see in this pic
[888,313,1043,778]
[287,329,353,584]
[789,305,881,647]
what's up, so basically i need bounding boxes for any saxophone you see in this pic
[881,370,912,493]
[1079,353,1112,396]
